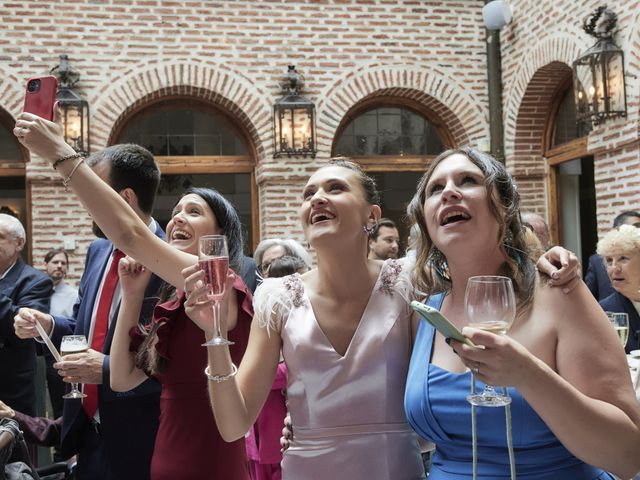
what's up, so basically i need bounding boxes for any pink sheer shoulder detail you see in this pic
[253,273,308,335]
[378,257,415,302]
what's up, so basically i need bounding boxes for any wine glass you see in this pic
[464,275,516,407]
[198,235,234,347]
[606,312,629,348]
[60,335,89,399]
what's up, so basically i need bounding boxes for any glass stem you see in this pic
[213,300,222,339]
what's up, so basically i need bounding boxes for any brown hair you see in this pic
[407,147,536,313]
[323,156,380,206]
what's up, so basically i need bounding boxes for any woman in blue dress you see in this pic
[404,148,640,480]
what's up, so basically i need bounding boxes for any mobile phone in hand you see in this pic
[23,76,57,121]
[411,300,475,346]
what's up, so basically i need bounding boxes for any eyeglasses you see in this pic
[257,261,273,276]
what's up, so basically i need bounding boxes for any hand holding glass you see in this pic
[464,275,516,407]
[60,335,89,399]
[198,235,233,346]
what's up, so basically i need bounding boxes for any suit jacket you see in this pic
[0,258,53,416]
[600,291,640,353]
[51,224,165,480]
[585,254,615,301]
[240,255,258,293]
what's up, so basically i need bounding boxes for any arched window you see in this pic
[118,102,248,156]
[334,106,443,157]
[333,102,450,253]
[114,98,256,253]
[551,88,591,148]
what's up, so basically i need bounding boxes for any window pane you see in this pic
[118,103,248,156]
[335,106,443,156]
[553,87,592,146]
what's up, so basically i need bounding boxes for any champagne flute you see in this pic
[606,312,629,348]
[60,335,89,399]
[464,275,516,407]
[198,235,234,347]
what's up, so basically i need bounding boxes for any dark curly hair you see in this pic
[407,147,536,313]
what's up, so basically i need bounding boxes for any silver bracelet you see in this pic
[62,158,85,192]
[204,364,238,383]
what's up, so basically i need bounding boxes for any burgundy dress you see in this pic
[131,276,252,480]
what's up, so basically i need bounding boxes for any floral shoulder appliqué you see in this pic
[282,273,308,308]
[378,259,403,295]
[253,273,308,335]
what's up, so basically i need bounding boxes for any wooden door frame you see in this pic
[543,76,589,246]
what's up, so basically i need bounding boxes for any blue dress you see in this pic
[404,293,614,480]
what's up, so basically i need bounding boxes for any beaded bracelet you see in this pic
[204,364,238,383]
[53,152,84,170]
[62,158,85,192]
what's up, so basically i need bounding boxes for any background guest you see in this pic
[521,211,550,250]
[367,217,400,260]
[43,248,78,422]
[597,224,640,353]
[586,210,640,301]
[0,213,53,417]
[253,238,313,282]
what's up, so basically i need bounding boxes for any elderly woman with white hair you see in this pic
[598,224,640,353]
[253,238,313,281]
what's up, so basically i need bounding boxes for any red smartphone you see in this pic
[23,76,58,121]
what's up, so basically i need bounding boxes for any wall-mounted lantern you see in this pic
[273,65,316,158]
[573,6,627,128]
[50,54,90,154]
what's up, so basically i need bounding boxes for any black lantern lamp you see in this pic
[50,55,90,154]
[573,6,627,129]
[273,65,316,158]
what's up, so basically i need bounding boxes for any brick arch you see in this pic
[90,60,272,160]
[512,62,573,177]
[317,65,487,152]
[504,33,585,161]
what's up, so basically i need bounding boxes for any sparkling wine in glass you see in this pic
[464,275,516,407]
[198,235,233,347]
[606,312,629,348]
[60,335,89,399]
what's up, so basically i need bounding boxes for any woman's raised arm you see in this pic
[15,112,194,288]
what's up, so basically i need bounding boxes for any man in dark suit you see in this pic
[0,213,53,416]
[14,144,163,480]
[585,210,640,301]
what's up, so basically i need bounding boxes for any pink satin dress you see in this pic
[256,259,424,480]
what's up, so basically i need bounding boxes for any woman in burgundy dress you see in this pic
[113,187,253,480]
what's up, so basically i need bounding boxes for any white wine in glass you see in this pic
[60,335,89,399]
[465,275,516,407]
[606,312,629,348]
[198,235,234,347]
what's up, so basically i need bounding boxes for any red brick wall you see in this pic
[1,1,492,285]
[1,0,638,284]
[501,0,640,232]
